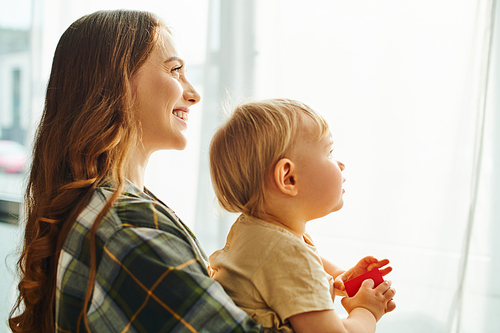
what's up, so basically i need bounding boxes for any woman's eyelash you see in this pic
[172,65,183,72]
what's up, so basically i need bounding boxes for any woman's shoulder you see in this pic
[61,181,205,274]
[65,181,189,249]
[98,182,190,239]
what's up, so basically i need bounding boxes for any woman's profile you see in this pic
[9,9,261,333]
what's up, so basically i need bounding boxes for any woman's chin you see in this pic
[162,133,188,151]
[171,139,188,151]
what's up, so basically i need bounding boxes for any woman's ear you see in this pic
[274,158,299,196]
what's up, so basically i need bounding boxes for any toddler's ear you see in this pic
[274,158,298,196]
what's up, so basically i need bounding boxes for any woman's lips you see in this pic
[172,107,190,122]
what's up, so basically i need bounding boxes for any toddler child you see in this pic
[208,98,396,333]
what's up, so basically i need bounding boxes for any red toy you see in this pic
[344,268,384,297]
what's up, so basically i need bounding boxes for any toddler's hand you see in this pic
[334,256,392,295]
[341,279,396,321]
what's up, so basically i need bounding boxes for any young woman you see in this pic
[9,10,261,333]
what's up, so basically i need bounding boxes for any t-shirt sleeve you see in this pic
[251,241,334,322]
[87,227,262,333]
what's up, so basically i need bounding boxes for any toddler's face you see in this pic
[293,127,345,220]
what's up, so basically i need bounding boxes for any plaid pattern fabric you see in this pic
[55,181,261,333]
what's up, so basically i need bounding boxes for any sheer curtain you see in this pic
[242,0,498,332]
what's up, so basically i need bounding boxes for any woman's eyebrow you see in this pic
[165,56,185,65]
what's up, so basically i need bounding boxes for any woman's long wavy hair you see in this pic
[9,10,164,333]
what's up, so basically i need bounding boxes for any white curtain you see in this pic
[248,1,498,332]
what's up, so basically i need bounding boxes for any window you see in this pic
[1,1,498,332]
[0,1,31,330]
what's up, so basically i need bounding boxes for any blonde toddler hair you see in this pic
[209,98,330,217]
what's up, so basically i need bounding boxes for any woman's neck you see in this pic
[125,147,150,190]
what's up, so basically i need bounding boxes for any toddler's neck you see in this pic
[256,211,307,240]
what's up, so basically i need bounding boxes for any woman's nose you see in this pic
[183,80,201,105]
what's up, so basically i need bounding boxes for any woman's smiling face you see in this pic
[131,28,201,154]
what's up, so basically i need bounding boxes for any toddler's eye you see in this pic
[327,150,334,158]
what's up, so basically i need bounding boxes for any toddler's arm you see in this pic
[321,256,346,279]
[288,279,395,333]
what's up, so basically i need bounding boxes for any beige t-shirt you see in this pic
[209,214,334,332]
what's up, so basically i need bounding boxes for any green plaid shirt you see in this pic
[55,181,261,333]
